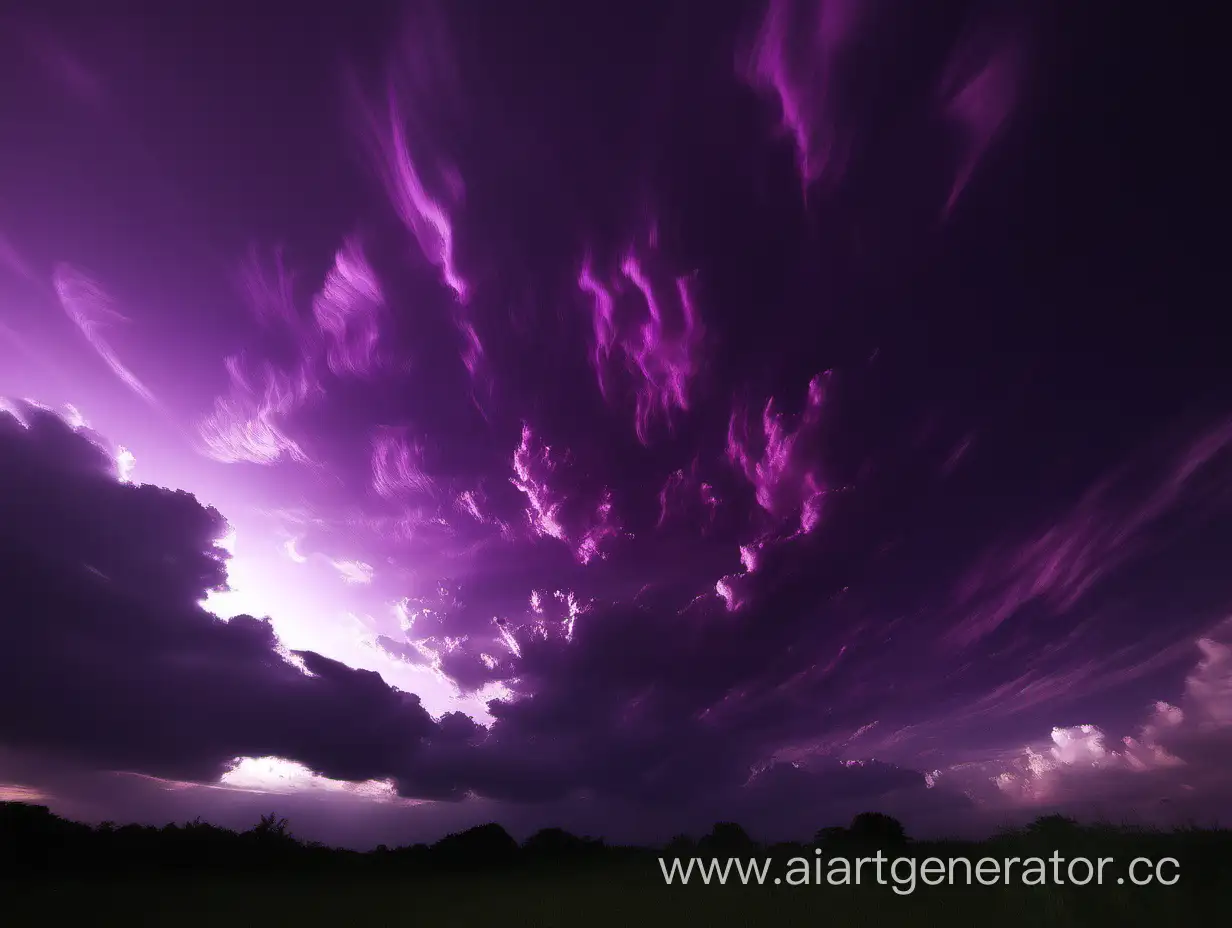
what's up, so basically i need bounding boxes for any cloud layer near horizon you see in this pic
[4,399,1232,840]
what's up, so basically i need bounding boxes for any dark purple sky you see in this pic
[1,1,1228,847]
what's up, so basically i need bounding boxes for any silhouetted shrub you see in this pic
[431,823,519,871]
[698,821,757,855]
[663,834,695,859]
[847,811,907,848]
[523,827,604,863]
[813,825,848,851]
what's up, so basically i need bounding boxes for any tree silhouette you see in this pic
[813,825,848,850]
[255,808,290,838]
[699,821,756,854]
[524,827,583,856]
[1026,814,1080,837]
[432,823,518,870]
[848,812,907,847]
[253,812,293,841]
[664,834,695,858]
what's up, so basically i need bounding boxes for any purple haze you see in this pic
[0,2,1227,846]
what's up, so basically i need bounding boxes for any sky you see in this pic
[1,1,1228,848]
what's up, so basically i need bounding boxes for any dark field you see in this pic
[4,804,1229,926]
[5,872,1212,927]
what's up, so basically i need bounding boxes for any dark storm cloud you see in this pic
[0,403,438,785]
[6,401,1232,829]
[0,402,943,813]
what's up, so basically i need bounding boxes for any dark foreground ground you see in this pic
[4,804,1229,926]
[5,865,1220,927]
[3,876,1211,927]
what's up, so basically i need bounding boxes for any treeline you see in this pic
[3,802,1230,887]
